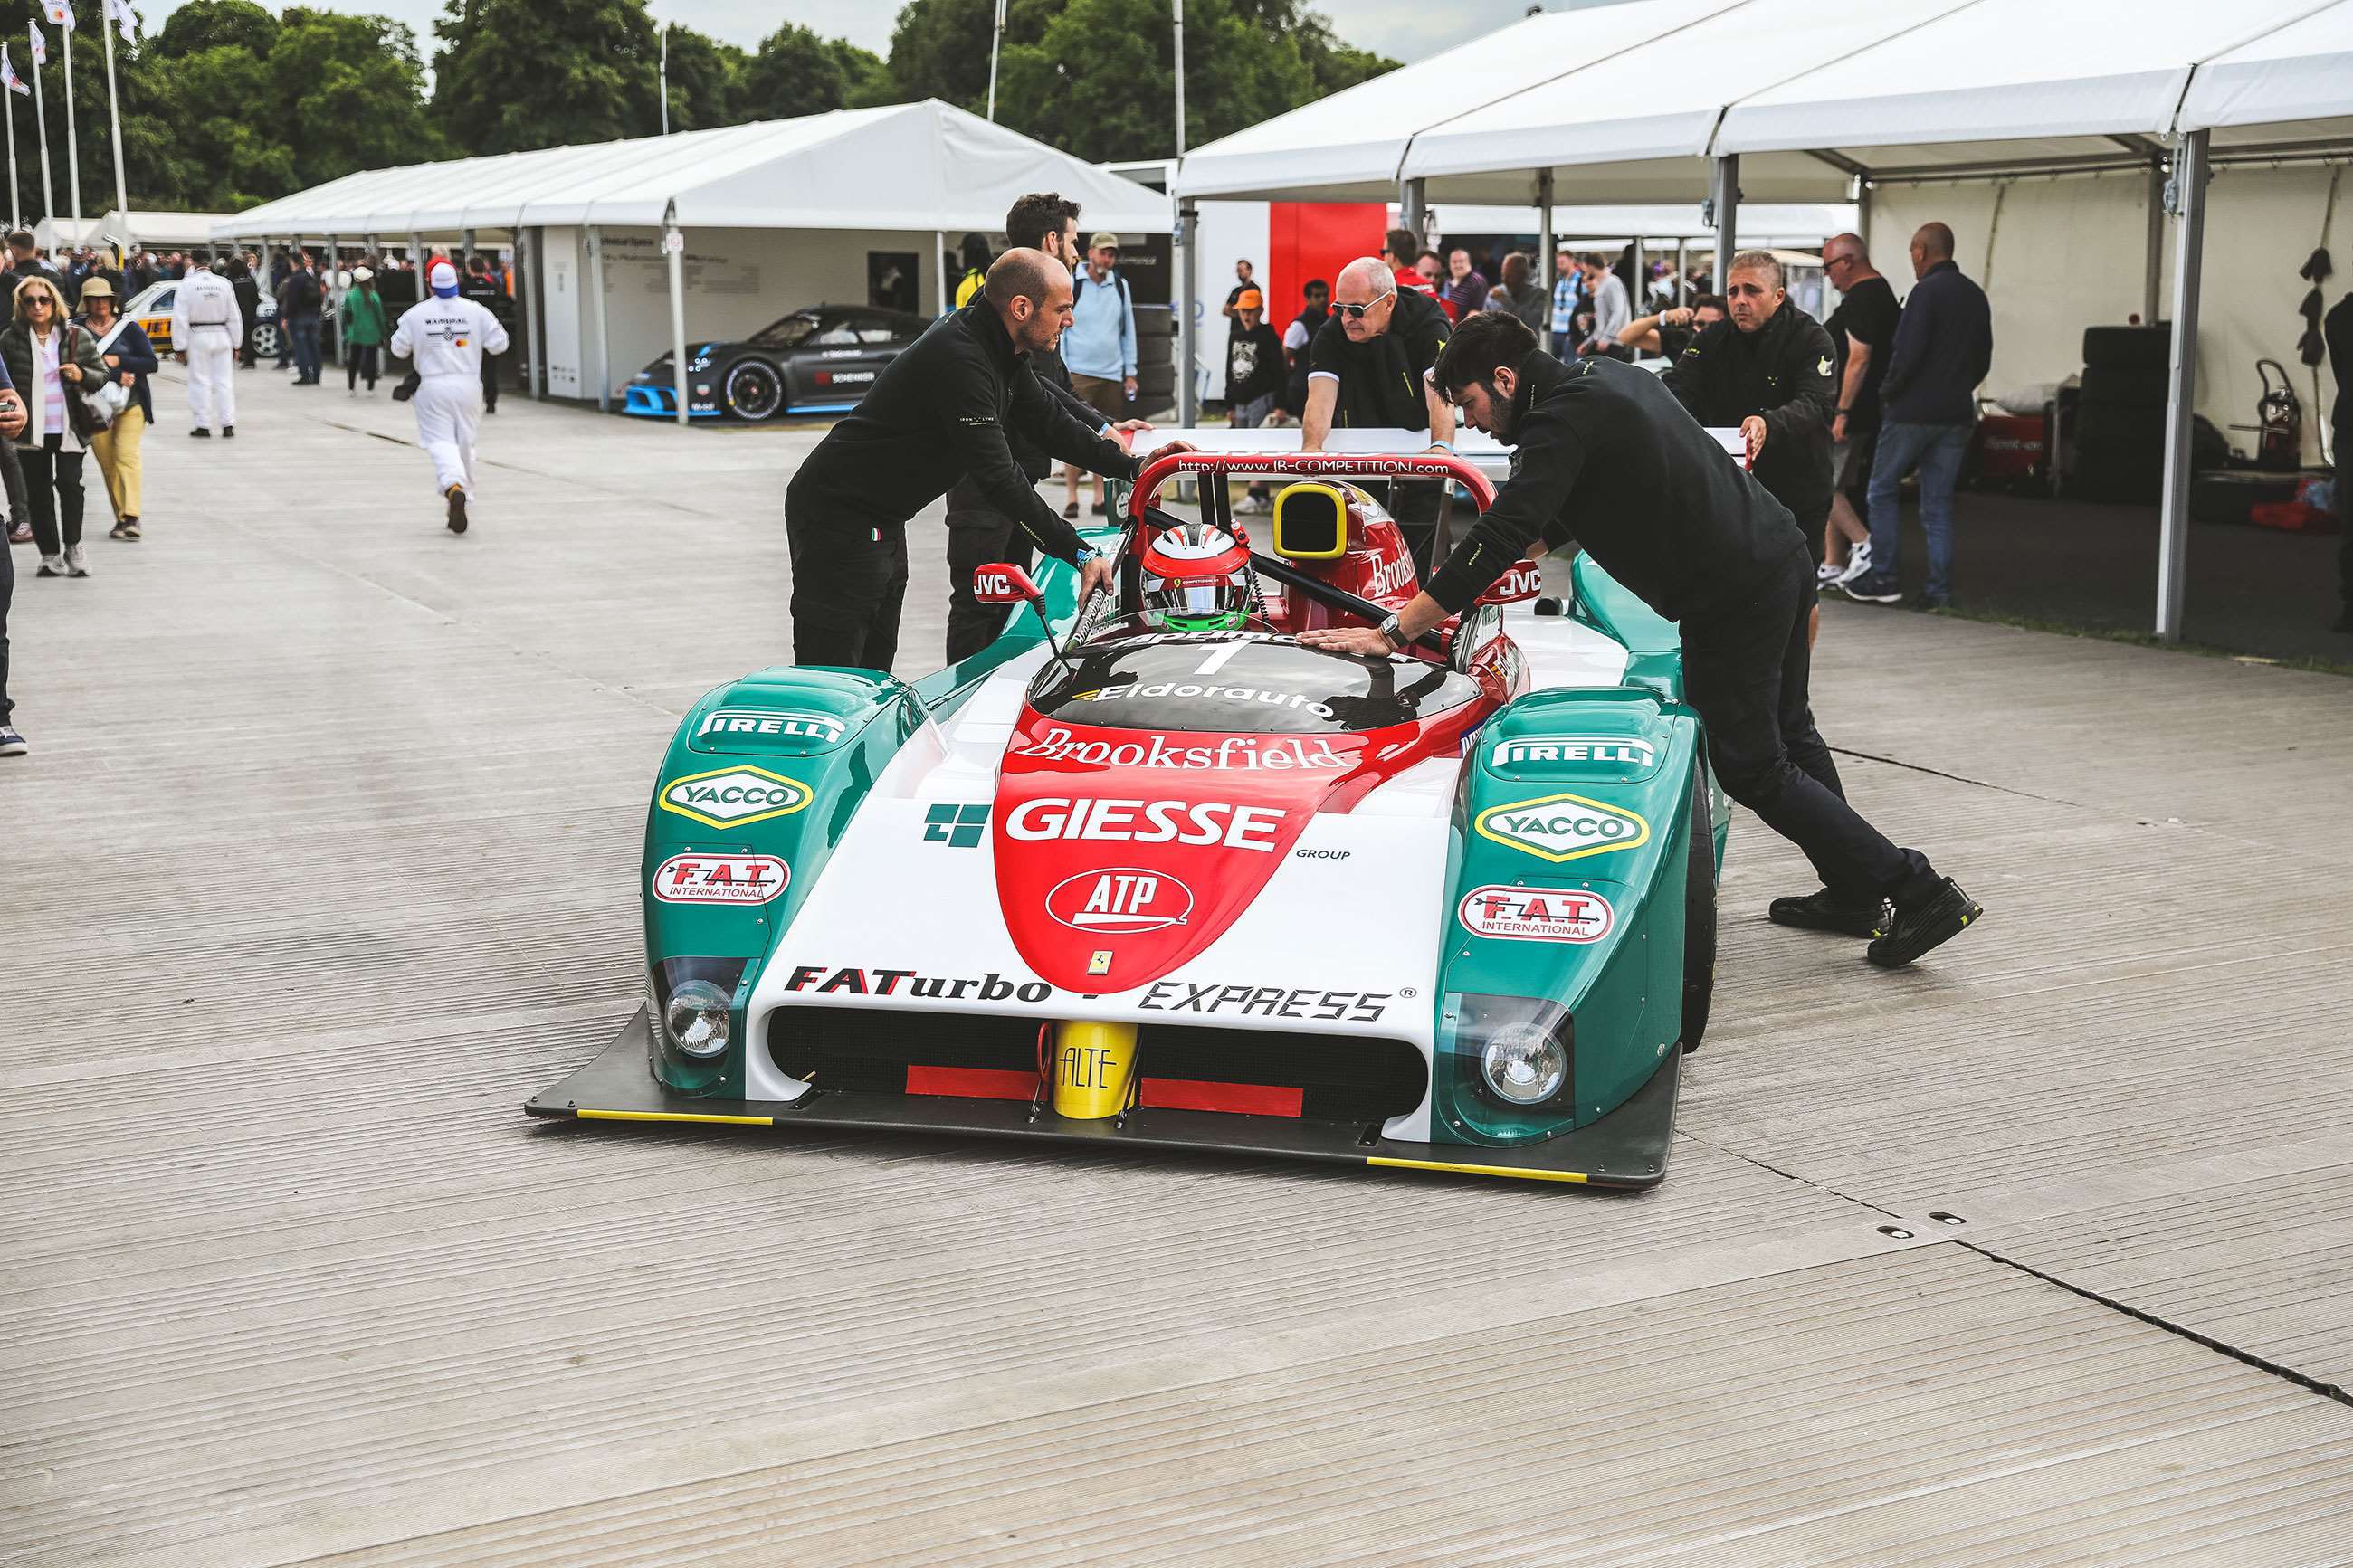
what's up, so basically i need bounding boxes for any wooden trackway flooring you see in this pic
[5,366,2352,1566]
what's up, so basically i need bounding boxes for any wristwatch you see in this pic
[1377,613,1407,651]
[1073,544,1101,565]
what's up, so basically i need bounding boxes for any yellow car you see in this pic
[121,279,281,360]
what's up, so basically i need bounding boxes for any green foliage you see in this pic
[658,26,748,132]
[738,24,890,121]
[433,0,657,154]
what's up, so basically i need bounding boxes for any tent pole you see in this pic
[936,230,948,313]
[1402,178,1425,245]
[588,224,611,413]
[1536,168,1554,322]
[2155,129,2207,642]
[2142,158,2165,325]
[1675,238,1687,307]
[1709,155,1739,291]
[1177,196,1198,426]
[664,200,689,429]
[521,226,544,400]
[1631,235,1645,343]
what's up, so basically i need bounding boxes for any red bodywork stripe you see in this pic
[1138,1078,1304,1117]
[905,1066,1037,1100]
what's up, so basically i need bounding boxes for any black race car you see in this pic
[624,305,930,422]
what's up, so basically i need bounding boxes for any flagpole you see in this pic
[101,5,126,259]
[4,72,17,231]
[62,18,80,242]
[30,30,52,232]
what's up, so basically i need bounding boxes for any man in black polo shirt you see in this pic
[1662,250,1837,641]
[1819,233,1900,585]
[1302,255,1456,563]
[1298,311,1980,969]
[786,250,1192,672]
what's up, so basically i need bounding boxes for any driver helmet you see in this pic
[1138,522,1254,632]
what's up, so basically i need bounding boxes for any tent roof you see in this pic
[1171,0,1734,203]
[2177,0,2353,145]
[1716,0,2342,173]
[214,100,1170,240]
[1398,0,1974,204]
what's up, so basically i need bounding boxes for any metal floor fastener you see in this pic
[4,368,2350,1566]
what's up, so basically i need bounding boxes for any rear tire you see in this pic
[725,359,783,422]
[1681,765,1717,1053]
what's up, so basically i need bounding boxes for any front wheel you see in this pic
[251,321,282,361]
[1680,765,1717,1053]
[724,359,783,422]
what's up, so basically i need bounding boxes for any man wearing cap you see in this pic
[1224,286,1286,514]
[1059,231,1138,520]
[167,252,243,440]
[389,260,510,535]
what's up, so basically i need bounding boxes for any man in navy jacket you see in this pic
[1843,223,1992,609]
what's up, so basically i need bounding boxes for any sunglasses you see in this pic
[1333,293,1394,320]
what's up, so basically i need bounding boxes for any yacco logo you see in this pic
[1457,885,1614,944]
[1046,869,1193,934]
[1016,727,1348,771]
[1069,682,1335,719]
[781,965,1053,1003]
[694,708,846,746]
[657,766,812,830]
[1491,737,1658,771]
[1004,797,1286,852]
[1473,792,1651,864]
[925,803,990,848]
[651,853,789,907]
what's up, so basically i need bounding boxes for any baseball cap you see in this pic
[352,265,373,282]
[1235,288,1263,309]
[1088,231,1120,252]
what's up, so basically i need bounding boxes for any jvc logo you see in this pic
[976,572,1021,598]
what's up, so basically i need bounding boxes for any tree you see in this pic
[433,0,659,154]
[738,23,888,121]
[271,10,440,190]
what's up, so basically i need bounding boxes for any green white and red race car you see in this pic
[529,451,1725,1187]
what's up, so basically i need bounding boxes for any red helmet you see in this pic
[1137,522,1255,632]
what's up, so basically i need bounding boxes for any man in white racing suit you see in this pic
[389,261,510,534]
[167,253,244,439]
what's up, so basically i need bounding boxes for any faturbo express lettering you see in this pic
[1135,981,1390,1022]
[782,966,1053,1003]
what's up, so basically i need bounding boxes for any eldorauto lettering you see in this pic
[1135,981,1392,1022]
[780,965,1055,1003]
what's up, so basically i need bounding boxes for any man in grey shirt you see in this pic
[1577,252,1631,358]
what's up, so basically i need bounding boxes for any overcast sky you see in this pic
[134,0,1604,64]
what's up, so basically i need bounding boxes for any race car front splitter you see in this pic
[525,1007,1679,1190]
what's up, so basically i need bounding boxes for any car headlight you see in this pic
[1448,992,1575,1114]
[649,956,748,1066]
[1481,1021,1567,1105]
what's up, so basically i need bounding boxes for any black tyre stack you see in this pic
[1133,305,1178,413]
[2070,324,2170,502]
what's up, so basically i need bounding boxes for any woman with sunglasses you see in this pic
[1,276,109,577]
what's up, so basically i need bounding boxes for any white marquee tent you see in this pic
[1172,0,2353,640]
[215,101,1169,416]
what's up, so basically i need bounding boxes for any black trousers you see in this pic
[481,347,500,411]
[787,501,910,674]
[1681,550,1937,904]
[943,491,1035,665]
[2337,444,2350,613]
[348,345,380,391]
[0,429,28,527]
[21,438,86,556]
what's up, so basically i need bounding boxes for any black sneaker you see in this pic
[223,425,235,439]
[445,486,469,535]
[0,723,24,756]
[189,427,212,438]
[1867,879,1983,968]
[1768,888,1888,938]
[1839,574,1901,604]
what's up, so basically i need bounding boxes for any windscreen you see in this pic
[1032,632,1481,736]
[748,314,819,349]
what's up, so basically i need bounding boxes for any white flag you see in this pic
[27,22,44,65]
[42,3,74,33]
[106,0,137,44]
[0,43,24,96]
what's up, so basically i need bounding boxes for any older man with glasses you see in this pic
[1300,255,1457,565]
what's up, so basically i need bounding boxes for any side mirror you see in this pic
[973,563,1043,605]
[1475,560,1545,606]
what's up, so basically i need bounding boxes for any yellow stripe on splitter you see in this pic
[578,1108,774,1126]
[1367,1156,1589,1183]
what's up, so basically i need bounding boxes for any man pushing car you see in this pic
[1296,309,1980,968]
[786,248,1192,672]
